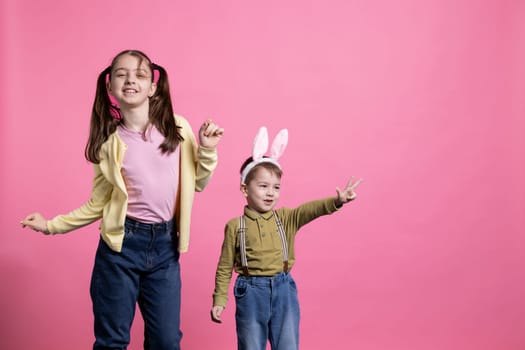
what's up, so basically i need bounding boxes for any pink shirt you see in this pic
[118,124,180,223]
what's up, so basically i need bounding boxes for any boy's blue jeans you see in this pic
[90,217,182,350]
[235,272,300,350]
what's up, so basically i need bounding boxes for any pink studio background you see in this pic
[2,0,524,349]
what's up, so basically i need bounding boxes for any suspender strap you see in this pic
[239,216,249,276]
[238,212,289,276]
[274,212,289,272]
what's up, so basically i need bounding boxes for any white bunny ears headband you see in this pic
[240,127,289,184]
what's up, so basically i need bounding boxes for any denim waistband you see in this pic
[237,272,290,286]
[124,217,175,232]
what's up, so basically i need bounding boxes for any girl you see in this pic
[21,49,224,350]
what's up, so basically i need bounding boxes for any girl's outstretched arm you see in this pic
[335,177,363,207]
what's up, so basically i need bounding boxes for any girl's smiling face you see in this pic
[242,167,281,213]
[107,54,156,109]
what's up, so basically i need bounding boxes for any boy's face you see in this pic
[241,167,281,213]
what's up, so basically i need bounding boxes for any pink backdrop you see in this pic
[2,0,525,349]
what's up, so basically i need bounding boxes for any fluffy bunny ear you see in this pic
[252,127,269,161]
[270,129,288,160]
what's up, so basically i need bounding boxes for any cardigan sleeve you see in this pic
[175,115,219,253]
[47,164,113,234]
[195,145,218,192]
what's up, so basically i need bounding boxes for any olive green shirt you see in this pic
[213,197,340,307]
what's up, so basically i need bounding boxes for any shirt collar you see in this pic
[243,206,275,221]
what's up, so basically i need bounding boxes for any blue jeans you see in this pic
[235,273,300,350]
[90,217,182,350]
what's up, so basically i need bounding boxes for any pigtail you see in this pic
[84,66,120,163]
[150,63,183,154]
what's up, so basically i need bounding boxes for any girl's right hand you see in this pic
[211,305,225,323]
[20,213,49,234]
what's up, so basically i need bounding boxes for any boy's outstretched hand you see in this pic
[335,177,363,207]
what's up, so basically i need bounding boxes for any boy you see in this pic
[211,127,361,350]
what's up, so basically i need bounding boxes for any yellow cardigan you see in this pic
[47,115,217,253]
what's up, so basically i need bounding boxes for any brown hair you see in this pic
[84,50,183,163]
[240,156,282,184]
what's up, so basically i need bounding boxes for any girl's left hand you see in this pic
[199,119,224,148]
[335,177,363,206]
